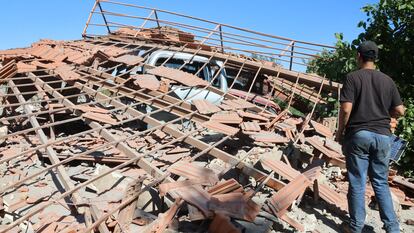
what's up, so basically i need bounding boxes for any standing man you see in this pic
[335,41,405,233]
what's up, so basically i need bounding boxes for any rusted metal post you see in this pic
[82,0,99,37]
[219,24,225,53]
[289,41,295,71]
[97,0,112,34]
[154,9,161,28]
[137,9,155,32]
[200,24,220,45]
[313,180,320,202]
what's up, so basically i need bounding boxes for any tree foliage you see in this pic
[307,33,357,82]
[360,0,414,97]
[307,0,414,174]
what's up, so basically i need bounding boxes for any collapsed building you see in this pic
[0,1,413,232]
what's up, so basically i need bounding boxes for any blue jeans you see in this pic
[343,130,399,233]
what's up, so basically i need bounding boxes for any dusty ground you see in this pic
[271,195,414,233]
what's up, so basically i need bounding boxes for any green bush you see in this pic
[396,98,414,176]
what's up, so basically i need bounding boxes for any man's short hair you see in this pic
[357,41,378,62]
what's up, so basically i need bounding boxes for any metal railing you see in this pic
[82,0,336,72]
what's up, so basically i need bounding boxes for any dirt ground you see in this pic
[272,195,414,233]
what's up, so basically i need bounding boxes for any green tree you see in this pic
[307,0,414,175]
[359,0,414,97]
[307,33,357,83]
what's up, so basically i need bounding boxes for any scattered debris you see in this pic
[0,1,413,233]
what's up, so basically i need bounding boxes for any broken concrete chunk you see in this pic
[0,125,8,145]
[89,164,124,194]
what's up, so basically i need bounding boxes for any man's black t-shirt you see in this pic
[340,69,403,136]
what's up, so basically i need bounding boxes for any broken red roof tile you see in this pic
[82,112,117,125]
[318,183,348,212]
[150,199,183,233]
[169,185,212,216]
[152,129,167,139]
[306,137,343,159]
[192,99,221,114]
[275,122,296,132]
[0,59,17,83]
[159,180,203,196]
[259,112,277,119]
[7,199,27,213]
[158,78,170,93]
[178,32,195,42]
[236,110,268,122]
[133,74,160,91]
[186,42,212,51]
[202,120,239,136]
[144,135,157,144]
[268,174,311,216]
[283,128,295,141]
[31,60,63,69]
[250,131,289,143]
[0,147,20,160]
[115,27,139,36]
[324,138,342,154]
[211,112,243,124]
[266,109,288,129]
[32,45,68,62]
[311,120,334,138]
[284,117,303,126]
[147,66,208,87]
[220,98,256,110]
[18,186,29,193]
[209,192,260,221]
[16,62,37,72]
[30,44,52,58]
[63,49,84,63]
[390,187,406,203]
[209,213,241,233]
[109,54,144,66]
[54,64,81,81]
[167,162,219,185]
[240,121,261,132]
[392,176,414,192]
[166,147,190,154]
[73,105,109,114]
[0,48,30,58]
[279,214,305,232]
[207,178,243,195]
[218,104,234,111]
[229,89,280,111]
[302,166,322,183]
[26,196,47,205]
[261,159,299,181]
[159,152,190,164]
[43,47,67,61]
[39,222,59,233]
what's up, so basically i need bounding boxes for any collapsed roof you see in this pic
[1,1,413,233]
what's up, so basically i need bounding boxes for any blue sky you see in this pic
[0,0,378,50]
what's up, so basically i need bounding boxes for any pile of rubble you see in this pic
[0,10,414,233]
